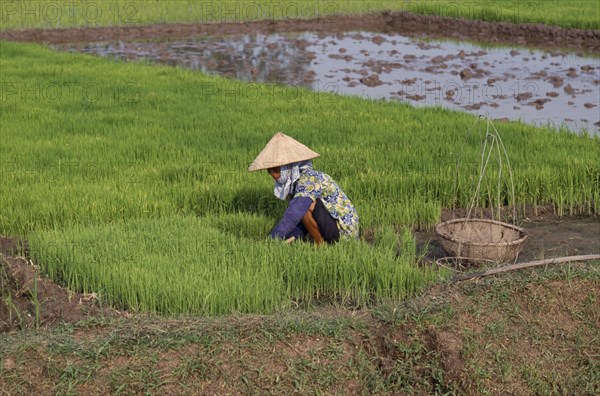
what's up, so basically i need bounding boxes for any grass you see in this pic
[0,0,598,31]
[1,262,598,395]
[402,0,600,30]
[456,263,600,394]
[1,39,598,315]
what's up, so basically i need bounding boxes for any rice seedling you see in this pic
[28,216,441,315]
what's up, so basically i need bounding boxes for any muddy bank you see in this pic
[415,207,600,263]
[1,11,599,54]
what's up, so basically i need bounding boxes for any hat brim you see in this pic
[248,132,320,172]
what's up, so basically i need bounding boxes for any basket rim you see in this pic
[434,218,528,247]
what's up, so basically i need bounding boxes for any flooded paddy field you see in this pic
[53,30,600,135]
[3,10,598,134]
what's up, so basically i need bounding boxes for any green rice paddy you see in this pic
[1,35,598,314]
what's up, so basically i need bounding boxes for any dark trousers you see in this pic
[286,199,340,243]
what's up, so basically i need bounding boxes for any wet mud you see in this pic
[2,11,599,53]
[415,208,600,264]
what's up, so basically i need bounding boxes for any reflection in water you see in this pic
[54,32,600,135]
[72,34,315,87]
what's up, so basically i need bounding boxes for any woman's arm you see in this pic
[301,199,324,244]
[269,196,313,240]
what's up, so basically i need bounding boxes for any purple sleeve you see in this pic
[269,196,313,239]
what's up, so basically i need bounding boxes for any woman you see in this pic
[248,132,359,244]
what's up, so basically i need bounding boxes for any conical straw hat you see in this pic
[248,132,320,171]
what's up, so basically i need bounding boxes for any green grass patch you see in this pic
[402,0,600,30]
[0,0,598,31]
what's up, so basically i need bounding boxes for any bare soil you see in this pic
[1,11,599,54]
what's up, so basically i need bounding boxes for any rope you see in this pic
[460,116,518,226]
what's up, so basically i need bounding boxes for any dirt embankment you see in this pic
[0,237,122,333]
[1,11,599,53]
[1,262,598,395]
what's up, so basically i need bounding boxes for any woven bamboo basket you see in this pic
[435,218,528,263]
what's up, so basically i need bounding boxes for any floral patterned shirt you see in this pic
[293,169,359,239]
